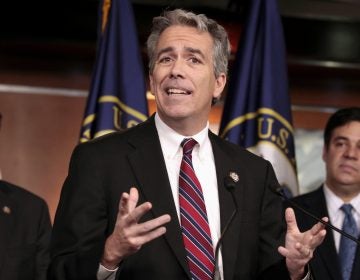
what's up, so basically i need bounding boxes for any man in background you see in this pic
[0,112,52,280]
[289,107,360,280]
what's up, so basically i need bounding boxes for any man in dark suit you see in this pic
[0,180,52,280]
[289,107,360,280]
[49,9,326,280]
[0,113,52,280]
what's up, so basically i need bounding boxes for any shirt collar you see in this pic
[154,113,210,159]
[324,183,360,216]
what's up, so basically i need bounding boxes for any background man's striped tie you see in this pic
[179,138,215,280]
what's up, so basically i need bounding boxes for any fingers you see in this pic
[119,187,139,216]
[126,201,152,225]
[119,192,130,216]
[277,245,288,257]
[300,217,327,250]
[280,214,327,261]
[118,188,155,226]
[107,187,171,263]
[119,214,171,253]
[285,207,299,233]
[295,243,312,258]
[128,187,139,212]
[278,243,312,260]
[116,187,171,240]
[310,217,328,235]
[281,211,328,277]
[135,214,171,235]
[133,214,171,243]
[308,221,327,248]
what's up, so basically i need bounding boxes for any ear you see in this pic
[213,73,226,99]
[149,74,155,96]
[322,145,327,162]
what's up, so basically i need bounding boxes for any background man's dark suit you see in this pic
[0,180,52,280]
[289,186,360,280]
[49,116,289,280]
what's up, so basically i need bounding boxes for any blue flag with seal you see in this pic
[80,0,148,143]
[219,0,298,195]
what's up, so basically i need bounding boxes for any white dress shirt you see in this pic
[323,184,360,252]
[155,113,223,278]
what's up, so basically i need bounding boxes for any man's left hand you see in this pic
[278,207,327,280]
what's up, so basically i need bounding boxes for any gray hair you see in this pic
[146,9,231,78]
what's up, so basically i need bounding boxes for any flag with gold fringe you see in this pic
[80,0,148,142]
[219,0,298,195]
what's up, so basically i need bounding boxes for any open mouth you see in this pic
[166,88,191,95]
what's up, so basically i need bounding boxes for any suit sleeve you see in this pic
[257,161,290,279]
[35,199,52,280]
[48,144,109,280]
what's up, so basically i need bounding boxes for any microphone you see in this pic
[270,182,360,245]
[213,172,239,280]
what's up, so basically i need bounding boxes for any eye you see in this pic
[158,56,172,64]
[334,140,347,148]
[188,56,202,64]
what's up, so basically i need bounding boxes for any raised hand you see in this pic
[101,187,171,269]
[278,208,327,280]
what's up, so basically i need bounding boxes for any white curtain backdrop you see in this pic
[295,129,326,194]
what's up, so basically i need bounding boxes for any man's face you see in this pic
[149,25,226,133]
[323,121,360,194]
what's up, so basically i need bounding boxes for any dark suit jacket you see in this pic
[0,180,52,280]
[288,186,360,280]
[49,115,290,280]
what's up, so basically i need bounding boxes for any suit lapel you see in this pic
[0,182,16,277]
[126,117,191,278]
[309,187,342,279]
[351,242,360,280]
[318,229,342,279]
[210,133,242,280]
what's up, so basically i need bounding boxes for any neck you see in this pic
[326,181,360,203]
[157,113,208,136]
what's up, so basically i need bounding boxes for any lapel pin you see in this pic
[2,205,11,215]
[229,171,239,183]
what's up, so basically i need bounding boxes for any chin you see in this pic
[337,176,358,185]
[164,109,191,118]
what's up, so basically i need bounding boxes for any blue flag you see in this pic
[80,0,148,143]
[219,0,298,195]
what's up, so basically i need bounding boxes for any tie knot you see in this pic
[341,204,354,216]
[181,138,198,155]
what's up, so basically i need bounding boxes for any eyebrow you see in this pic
[156,46,206,60]
[156,47,173,59]
[185,47,206,59]
[333,136,349,142]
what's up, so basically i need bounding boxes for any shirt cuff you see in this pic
[301,264,312,280]
[97,263,118,280]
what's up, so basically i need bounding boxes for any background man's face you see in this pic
[323,121,360,191]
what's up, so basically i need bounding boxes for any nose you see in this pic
[169,59,185,79]
[344,144,359,159]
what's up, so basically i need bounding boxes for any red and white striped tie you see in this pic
[179,138,215,280]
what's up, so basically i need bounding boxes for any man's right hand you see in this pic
[101,187,171,269]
